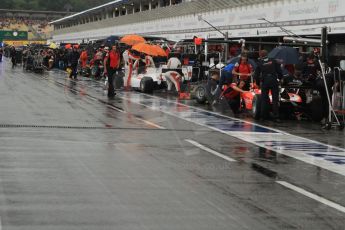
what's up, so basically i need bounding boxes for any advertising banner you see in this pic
[0,31,28,42]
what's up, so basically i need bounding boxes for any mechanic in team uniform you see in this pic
[302,53,320,82]
[210,57,251,114]
[254,50,283,121]
[104,45,120,98]
[232,54,253,91]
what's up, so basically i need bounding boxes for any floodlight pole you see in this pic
[198,15,229,62]
[321,26,328,64]
[258,18,303,38]
[198,15,227,37]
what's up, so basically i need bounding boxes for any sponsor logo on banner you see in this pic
[329,0,339,14]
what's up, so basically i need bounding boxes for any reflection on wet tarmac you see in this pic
[0,61,344,229]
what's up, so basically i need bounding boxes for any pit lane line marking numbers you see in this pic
[120,92,345,176]
[185,139,236,162]
[277,181,345,214]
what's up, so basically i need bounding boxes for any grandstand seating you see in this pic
[0,17,53,40]
[0,9,69,41]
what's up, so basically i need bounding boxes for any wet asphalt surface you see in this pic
[0,59,344,229]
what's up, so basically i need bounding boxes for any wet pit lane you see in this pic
[0,59,344,229]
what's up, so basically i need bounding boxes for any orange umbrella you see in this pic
[120,34,146,46]
[65,44,72,49]
[132,43,167,57]
[152,45,167,57]
[132,43,156,56]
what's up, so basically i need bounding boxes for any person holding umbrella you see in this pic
[254,50,283,121]
[144,54,155,69]
[123,49,140,89]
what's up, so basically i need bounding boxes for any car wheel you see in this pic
[140,77,154,93]
[252,94,262,120]
[195,85,207,104]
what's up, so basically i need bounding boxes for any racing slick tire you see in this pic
[252,94,262,120]
[309,96,323,122]
[140,77,154,94]
[195,84,207,104]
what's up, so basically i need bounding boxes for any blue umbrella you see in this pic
[228,56,257,69]
[268,46,300,64]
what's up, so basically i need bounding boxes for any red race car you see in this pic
[221,82,322,121]
[241,88,302,119]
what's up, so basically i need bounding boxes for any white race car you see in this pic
[127,66,164,93]
[125,64,193,93]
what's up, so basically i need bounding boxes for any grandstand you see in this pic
[50,0,345,43]
[0,9,73,44]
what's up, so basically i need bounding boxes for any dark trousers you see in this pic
[11,57,16,67]
[228,94,241,114]
[261,81,279,119]
[69,65,78,79]
[107,68,117,96]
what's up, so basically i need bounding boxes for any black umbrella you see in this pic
[228,56,257,69]
[268,46,300,64]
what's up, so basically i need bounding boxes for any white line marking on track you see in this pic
[106,105,126,114]
[185,139,236,162]
[41,74,345,175]
[136,117,166,129]
[117,93,345,176]
[143,93,345,152]
[276,181,345,214]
